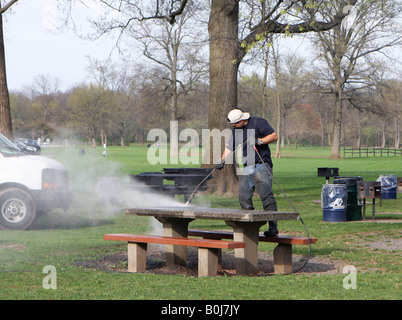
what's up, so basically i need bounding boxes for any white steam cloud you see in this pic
[95,176,186,209]
[39,145,193,230]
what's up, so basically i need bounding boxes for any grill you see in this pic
[317,167,339,184]
[357,181,381,199]
[356,181,382,220]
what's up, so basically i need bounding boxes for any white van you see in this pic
[0,133,71,230]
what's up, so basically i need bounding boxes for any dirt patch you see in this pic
[366,238,401,251]
[75,244,344,277]
[0,243,26,251]
[351,235,402,252]
[352,219,402,223]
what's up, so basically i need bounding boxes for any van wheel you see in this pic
[0,188,36,230]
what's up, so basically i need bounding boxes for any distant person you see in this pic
[215,109,279,236]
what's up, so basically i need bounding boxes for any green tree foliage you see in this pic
[67,83,112,147]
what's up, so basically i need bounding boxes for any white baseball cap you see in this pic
[227,109,250,123]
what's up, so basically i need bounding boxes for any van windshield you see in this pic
[0,133,24,157]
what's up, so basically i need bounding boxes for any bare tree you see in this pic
[0,0,19,138]
[30,74,61,137]
[310,0,402,158]
[125,5,207,157]
[269,38,282,158]
[287,103,321,148]
[305,81,336,149]
[67,83,112,147]
[374,79,402,148]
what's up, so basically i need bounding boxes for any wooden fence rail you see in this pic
[344,147,402,158]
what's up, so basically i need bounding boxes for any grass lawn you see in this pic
[0,144,400,301]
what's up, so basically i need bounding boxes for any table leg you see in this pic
[225,220,267,275]
[155,217,194,266]
[363,199,366,220]
[372,199,376,220]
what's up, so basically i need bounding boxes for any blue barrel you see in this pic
[321,184,347,222]
[378,175,397,199]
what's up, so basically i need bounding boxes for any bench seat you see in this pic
[104,233,245,277]
[188,229,318,274]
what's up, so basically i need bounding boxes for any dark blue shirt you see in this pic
[227,117,275,167]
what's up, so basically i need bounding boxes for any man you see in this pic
[215,109,279,236]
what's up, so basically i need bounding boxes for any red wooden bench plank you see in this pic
[188,229,318,245]
[188,229,233,240]
[104,234,245,249]
[261,235,317,245]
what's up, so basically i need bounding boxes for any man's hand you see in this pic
[247,137,264,145]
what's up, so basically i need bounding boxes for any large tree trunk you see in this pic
[0,13,12,139]
[170,61,179,160]
[381,124,386,149]
[395,118,400,149]
[354,109,361,149]
[329,88,343,159]
[205,0,240,196]
[275,83,281,159]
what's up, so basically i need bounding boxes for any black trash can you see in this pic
[333,177,363,221]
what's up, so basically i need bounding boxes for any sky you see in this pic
[3,0,120,92]
[2,0,312,93]
[4,1,399,93]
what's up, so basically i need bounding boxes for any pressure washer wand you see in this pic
[184,142,245,206]
[184,167,217,206]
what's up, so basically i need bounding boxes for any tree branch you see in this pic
[0,0,19,14]
[168,0,189,24]
[238,0,358,62]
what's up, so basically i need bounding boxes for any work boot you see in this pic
[264,221,278,237]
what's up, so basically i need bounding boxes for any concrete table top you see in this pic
[125,206,299,222]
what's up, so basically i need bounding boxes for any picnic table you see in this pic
[124,206,300,275]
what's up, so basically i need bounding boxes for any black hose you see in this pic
[253,145,312,274]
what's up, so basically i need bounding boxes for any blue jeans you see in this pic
[238,163,277,211]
